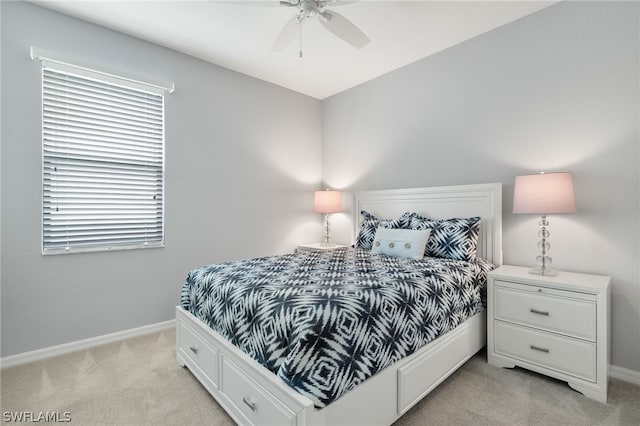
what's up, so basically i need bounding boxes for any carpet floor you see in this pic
[1,327,639,425]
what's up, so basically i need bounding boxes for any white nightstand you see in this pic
[487,265,610,402]
[296,243,347,254]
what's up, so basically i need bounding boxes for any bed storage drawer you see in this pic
[494,321,596,382]
[221,356,296,426]
[494,281,596,340]
[178,321,219,388]
[397,323,470,415]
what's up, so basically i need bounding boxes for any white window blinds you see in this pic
[41,61,166,254]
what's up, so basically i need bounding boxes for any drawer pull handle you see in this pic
[243,396,256,411]
[189,346,198,354]
[530,308,549,316]
[530,345,549,353]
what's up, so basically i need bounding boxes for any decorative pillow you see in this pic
[371,228,431,260]
[409,215,481,261]
[355,210,414,250]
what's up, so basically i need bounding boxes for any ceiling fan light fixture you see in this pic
[301,0,318,17]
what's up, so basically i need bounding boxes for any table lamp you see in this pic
[513,172,576,276]
[314,189,342,246]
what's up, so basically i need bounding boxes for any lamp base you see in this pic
[529,267,558,277]
[322,213,332,246]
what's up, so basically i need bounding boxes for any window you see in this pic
[37,50,170,254]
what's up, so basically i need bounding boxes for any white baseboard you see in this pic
[610,364,640,386]
[0,319,175,369]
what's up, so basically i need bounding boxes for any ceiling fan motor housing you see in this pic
[301,0,320,19]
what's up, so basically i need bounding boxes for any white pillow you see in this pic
[371,228,431,260]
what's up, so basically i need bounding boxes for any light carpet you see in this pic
[1,328,639,425]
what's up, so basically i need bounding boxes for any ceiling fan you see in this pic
[272,0,370,53]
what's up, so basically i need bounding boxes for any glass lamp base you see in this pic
[529,267,558,277]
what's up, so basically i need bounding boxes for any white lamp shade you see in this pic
[314,190,342,213]
[513,172,576,214]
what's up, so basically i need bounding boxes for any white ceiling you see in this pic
[33,0,555,99]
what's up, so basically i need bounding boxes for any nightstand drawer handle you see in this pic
[530,308,549,316]
[243,397,256,411]
[189,345,198,354]
[530,345,549,353]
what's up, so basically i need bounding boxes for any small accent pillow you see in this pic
[355,210,414,250]
[409,215,481,261]
[371,228,431,260]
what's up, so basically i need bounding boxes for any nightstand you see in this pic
[487,265,610,402]
[296,243,347,254]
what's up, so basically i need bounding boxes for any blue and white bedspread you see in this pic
[181,247,493,408]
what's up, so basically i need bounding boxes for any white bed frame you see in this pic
[176,183,503,426]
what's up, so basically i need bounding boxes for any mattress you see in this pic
[181,247,493,408]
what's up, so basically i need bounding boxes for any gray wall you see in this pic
[2,0,639,375]
[1,2,322,357]
[323,1,640,372]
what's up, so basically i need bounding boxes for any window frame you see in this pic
[34,47,173,255]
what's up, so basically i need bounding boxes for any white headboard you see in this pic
[353,183,503,266]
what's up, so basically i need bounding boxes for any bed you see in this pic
[176,183,503,426]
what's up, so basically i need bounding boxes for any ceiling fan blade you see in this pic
[272,14,300,52]
[217,1,284,7]
[318,1,358,7]
[319,10,370,49]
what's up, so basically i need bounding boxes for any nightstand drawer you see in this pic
[494,283,596,340]
[494,321,596,382]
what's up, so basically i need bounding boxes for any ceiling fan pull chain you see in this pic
[299,20,303,58]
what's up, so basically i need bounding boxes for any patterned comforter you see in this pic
[181,247,493,408]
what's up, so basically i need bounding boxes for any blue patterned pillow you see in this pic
[409,215,481,261]
[355,211,414,250]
